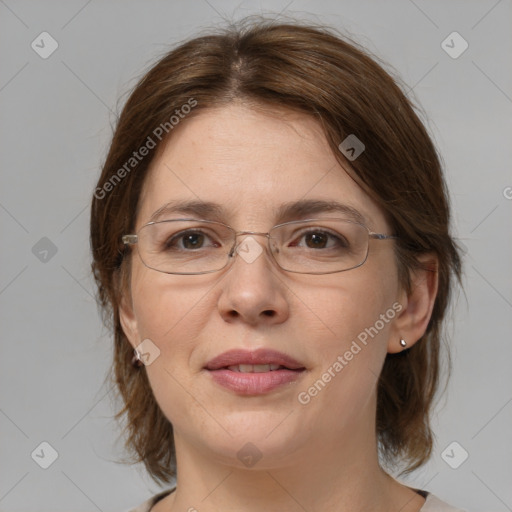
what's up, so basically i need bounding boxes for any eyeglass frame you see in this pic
[121,217,398,275]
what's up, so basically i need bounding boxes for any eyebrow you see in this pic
[275,199,367,225]
[148,199,368,225]
[149,200,225,223]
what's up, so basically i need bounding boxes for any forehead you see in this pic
[136,104,387,231]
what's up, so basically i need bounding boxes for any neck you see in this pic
[163,413,424,512]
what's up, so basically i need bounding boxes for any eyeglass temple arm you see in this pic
[369,233,398,240]
[122,234,138,244]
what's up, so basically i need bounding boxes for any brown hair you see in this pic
[90,18,463,485]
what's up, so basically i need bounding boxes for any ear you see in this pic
[387,253,439,354]
[119,292,141,350]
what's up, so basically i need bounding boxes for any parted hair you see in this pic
[90,18,463,485]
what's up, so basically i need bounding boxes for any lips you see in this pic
[204,349,306,395]
[205,348,305,371]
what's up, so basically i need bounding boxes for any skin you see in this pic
[120,103,438,512]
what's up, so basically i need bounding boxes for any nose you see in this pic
[217,234,290,326]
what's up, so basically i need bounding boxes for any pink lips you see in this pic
[204,348,306,395]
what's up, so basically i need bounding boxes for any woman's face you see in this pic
[120,103,404,469]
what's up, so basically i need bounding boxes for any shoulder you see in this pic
[125,488,176,512]
[421,493,467,512]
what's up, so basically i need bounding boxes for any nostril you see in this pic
[263,310,276,317]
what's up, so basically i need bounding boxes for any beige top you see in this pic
[126,487,466,512]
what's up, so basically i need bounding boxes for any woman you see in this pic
[90,19,464,512]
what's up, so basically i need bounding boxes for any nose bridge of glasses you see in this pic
[232,230,272,250]
[234,230,270,237]
[228,230,277,266]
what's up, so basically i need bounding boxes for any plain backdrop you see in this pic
[1,1,511,511]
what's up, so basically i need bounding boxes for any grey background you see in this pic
[1,1,511,511]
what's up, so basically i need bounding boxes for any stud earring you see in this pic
[399,338,407,349]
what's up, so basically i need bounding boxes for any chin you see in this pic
[196,413,307,469]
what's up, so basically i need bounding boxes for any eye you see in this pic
[290,229,349,250]
[165,230,219,250]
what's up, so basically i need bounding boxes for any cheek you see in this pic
[309,262,398,347]
[301,258,400,411]
[299,264,398,386]
[129,269,217,426]
[130,262,214,363]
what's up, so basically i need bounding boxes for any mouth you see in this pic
[204,348,306,395]
[205,348,305,371]
[224,363,298,373]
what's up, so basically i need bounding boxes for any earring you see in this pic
[131,349,144,368]
[399,338,407,349]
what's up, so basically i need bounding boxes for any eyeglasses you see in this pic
[122,218,397,275]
